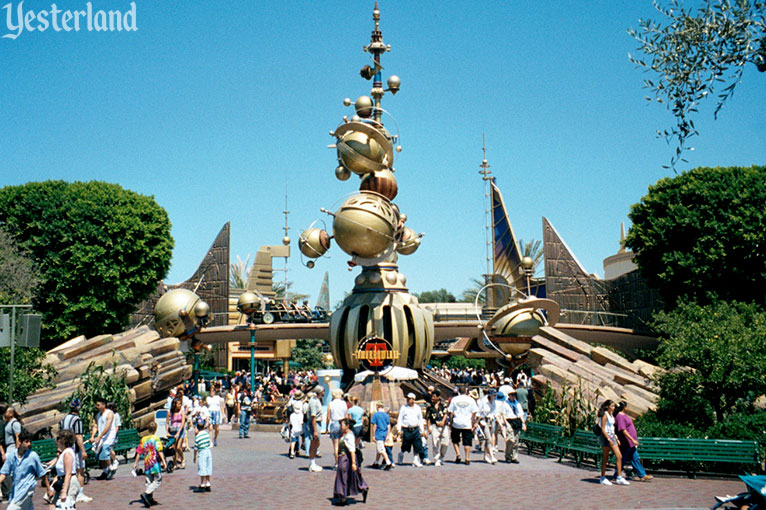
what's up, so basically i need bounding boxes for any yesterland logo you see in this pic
[2,1,137,39]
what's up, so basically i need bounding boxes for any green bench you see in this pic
[637,437,761,474]
[31,438,59,465]
[113,428,141,464]
[558,430,613,467]
[520,422,564,457]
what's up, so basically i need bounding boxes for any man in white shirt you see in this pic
[307,386,325,472]
[396,393,425,468]
[447,386,478,465]
[92,397,116,480]
[502,388,527,463]
[498,377,514,398]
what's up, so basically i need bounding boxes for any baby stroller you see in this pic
[162,435,177,473]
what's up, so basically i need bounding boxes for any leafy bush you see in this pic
[66,361,132,432]
[0,347,57,404]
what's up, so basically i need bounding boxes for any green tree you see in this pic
[518,238,543,275]
[629,0,766,169]
[0,181,174,348]
[0,227,42,304]
[460,277,486,306]
[651,300,766,426]
[290,339,327,370]
[272,281,309,303]
[429,356,485,370]
[625,165,766,306]
[0,347,57,404]
[229,254,251,289]
[416,288,457,303]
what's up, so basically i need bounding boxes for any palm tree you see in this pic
[229,254,251,289]
[518,238,544,276]
[272,281,309,303]
[460,277,487,306]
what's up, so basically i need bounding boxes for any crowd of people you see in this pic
[0,365,653,509]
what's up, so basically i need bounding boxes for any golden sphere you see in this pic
[154,288,202,338]
[335,165,351,181]
[299,228,331,258]
[521,256,535,270]
[493,308,546,337]
[354,95,374,117]
[338,130,386,175]
[359,169,398,200]
[333,192,397,259]
[237,291,261,314]
[396,230,420,256]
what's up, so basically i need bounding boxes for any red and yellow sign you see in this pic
[352,336,399,372]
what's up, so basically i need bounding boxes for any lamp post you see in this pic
[249,323,256,393]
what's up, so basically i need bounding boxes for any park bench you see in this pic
[558,430,611,467]
[520,422,564,457]
[637,437,761,475]
[31,438,59,465]
[113,428,141,463]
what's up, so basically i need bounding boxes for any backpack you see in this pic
[592,420,602,437]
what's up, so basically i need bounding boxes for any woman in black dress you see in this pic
[332,418,368,506]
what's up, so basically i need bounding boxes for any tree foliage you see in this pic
[416,288,457,303]
[66,361,132,432]
[0,181,174,348]
[651,300,766,426]
[229,254,250,289]
[0,347,57,404]
[518,238,544,274]
[290,339,327,370]
[625,165,766,306]
[429,356,485,370]
[629,0,766,169]
[0,228,41,305]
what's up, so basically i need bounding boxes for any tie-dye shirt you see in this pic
[136,434,163,474]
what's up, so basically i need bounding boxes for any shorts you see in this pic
[329,420,341,440]
[450,427,473,447]
[196,448,212,477]
[599,433,616,448]
[352,425,363,438]
[305,420,318,439]
[210,411,221,426]
[98,442,114,461]
[375,440,386,454]
[75,449,86,470]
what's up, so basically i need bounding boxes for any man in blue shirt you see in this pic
[369,401,392,470]
[0,429,46,510]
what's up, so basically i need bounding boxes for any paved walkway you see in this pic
[34,427,742,510]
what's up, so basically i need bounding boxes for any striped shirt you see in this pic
[194,430,211,451]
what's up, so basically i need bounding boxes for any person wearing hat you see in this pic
[59,398,93,503]
[307,386,325,472]
[502,387,526,464]
[498,377,514,398]
[447,386,478,465]
[287,390,305,459]
[396,393,425,467]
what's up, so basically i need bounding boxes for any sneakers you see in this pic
[76,493,93,503]
[111,460,119,471]
[309,462,323,472]
[106,469,116,480]
[140,493,152,508]
[412,458,423,468]
[599,476,613,485]
[423,458,433,465]
[434,459,442,467]
[383,463,392,471]
[639,475,654,481]
[615,476,630,486]
[370,463,380,470]
[397,452,404,465]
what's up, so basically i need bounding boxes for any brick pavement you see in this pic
[31,428,742,510]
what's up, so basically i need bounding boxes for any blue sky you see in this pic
[1,1,764,304]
